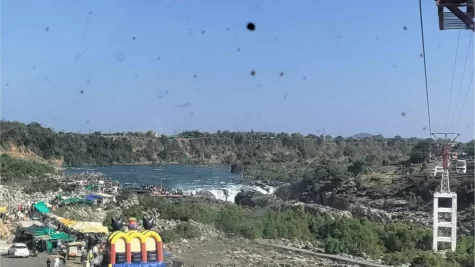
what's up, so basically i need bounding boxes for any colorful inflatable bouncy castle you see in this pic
[107,217,165,267]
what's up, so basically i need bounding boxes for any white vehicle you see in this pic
[430,168,437,177]
[456,160,467,174]
[7,243,29,258]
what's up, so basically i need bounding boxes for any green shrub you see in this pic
[0,154,56,182]
[160,229,179,243]
[174,223,202,239]
[109,195,473,267]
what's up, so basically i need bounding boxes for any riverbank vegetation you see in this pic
[0,154,75,193]
[0,154,56,181]
[0,121,423,167]
[2,121,473,171]
[105,196,473,267]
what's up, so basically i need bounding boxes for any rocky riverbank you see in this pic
[235,180,474,235]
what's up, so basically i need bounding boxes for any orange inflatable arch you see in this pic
[108,230,163,266]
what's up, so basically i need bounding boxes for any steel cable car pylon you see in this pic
[430,132,460,253]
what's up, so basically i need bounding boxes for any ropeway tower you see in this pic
[431,132,460,252]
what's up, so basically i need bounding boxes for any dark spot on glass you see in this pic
[337,35,341,39]
[201,30,205,34]
[6,83,9,87]
[303,76,306,80]
[193,75,197,78]
[165,90,169,94]
[376,36,379,40]
[175,102,192,108]
[32,65,36,70]
[237,48,240,52]
[401,112,406,117]
[419,53,424,58]
[274,37,279,41]
[423,127,427,131]
[393,65,397,69]
[279,72,284,77]
[115,52,126,62]
[89,11,93,15]
[132,36,136,40]
[135,74,139,78]
[86,121,89,124]
[284,94,287,99]
[403,26,407,31]
[190,112,195,116]
[250,70,256,76]
[80,90,84,94]
[86,80,90,83]
[256,84,261,88]
[247,22,255,31]
[45,27,49,32]
[226,27,230,31]
[157,57,161,60]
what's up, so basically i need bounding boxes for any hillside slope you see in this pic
[0,121,422,168]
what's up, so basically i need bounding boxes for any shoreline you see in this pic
[62,160,227,168]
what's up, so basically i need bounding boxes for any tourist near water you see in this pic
[64,164,276,202]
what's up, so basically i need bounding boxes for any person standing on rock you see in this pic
[222,189,229,202]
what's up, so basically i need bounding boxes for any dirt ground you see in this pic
[0,253,79,267]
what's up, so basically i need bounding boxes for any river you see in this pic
[64,164,274,202]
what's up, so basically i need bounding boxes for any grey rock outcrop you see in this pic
[234,190,283,208]
[195,190,216,200]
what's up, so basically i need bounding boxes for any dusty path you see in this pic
[254,239,390,267]
[164,237,389,267]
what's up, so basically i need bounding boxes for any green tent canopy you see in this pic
[50,232,73,241]
[34,201,50,213]
[33,227,56,236]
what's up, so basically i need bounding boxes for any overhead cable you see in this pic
[418,0,433,136]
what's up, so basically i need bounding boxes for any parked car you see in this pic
[8,243,29,258]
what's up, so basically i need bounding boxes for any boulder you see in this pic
[235,190,282,208]
[195,190,216,200]
[230,163,243,174]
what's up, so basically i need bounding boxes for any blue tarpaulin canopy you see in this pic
[85,195,98,201]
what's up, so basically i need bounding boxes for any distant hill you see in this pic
[351,133,374,138]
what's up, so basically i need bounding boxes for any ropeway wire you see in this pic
[445,30,461,131]
[454,72,474,128]
[418,0,432,136]
[450,34,473,129]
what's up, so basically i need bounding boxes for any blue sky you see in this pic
[1,0,474,140]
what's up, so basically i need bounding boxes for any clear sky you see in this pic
[1,0,474,140]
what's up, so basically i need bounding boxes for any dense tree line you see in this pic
[1,121,434,167]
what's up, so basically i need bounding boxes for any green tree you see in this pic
[410,140,431,164]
